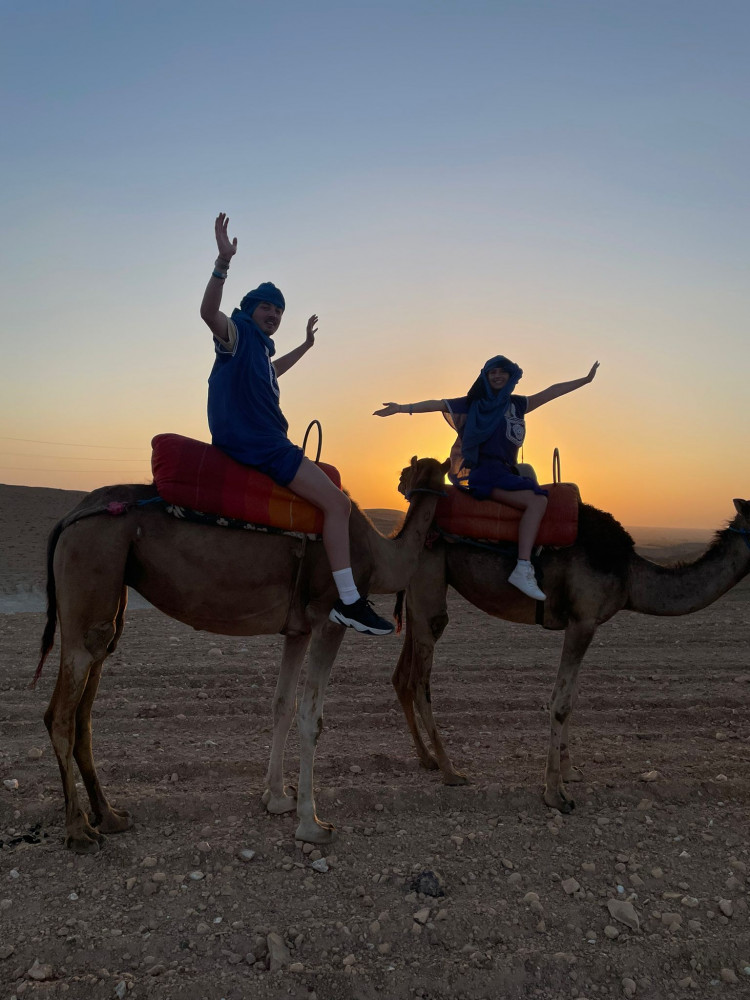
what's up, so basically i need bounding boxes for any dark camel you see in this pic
[392,498,750,810]
[37,456,450,852]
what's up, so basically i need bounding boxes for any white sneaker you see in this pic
[508,561,546,601]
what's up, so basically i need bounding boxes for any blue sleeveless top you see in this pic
[207,313,290,465]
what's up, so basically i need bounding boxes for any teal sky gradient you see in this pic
[1,1,748,527]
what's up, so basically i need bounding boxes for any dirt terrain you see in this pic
[1,487,750,999]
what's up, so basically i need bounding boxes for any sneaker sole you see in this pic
[328,609,394,635]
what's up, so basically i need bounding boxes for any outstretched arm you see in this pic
[273,315,317,377]
[200,213,237,344]
[525,362,599,413]
[373,400,447,416]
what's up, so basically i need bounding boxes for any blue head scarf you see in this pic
[460,355,523,469]
[231,282,286,357]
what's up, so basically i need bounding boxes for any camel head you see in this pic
[397,456,451,499]
[731,499,750,544]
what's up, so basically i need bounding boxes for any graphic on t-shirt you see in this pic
[506,403,526,446]
[266,350,281,399]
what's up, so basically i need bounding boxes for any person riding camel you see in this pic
[201,212,394,635]
[374,356,599,600]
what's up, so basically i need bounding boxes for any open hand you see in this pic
[586,361,599,382]
[373,402,401,417]
[306,315,318,347]
[215,213,237,259]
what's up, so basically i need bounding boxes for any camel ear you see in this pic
[410,455,418,469]
[441,458,451,474]
[733,499,750,517]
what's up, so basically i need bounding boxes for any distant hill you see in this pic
[0,483,719,609]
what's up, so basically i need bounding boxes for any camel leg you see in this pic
[543,619,596,813]
[392,626,440,772]
[45,622,118,854]
[294,621,344,844]
[263,633,311,815]
[73,660,133,835]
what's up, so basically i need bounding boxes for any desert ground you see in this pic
[1,484,749,1000]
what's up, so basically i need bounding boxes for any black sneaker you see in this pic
[329,596,395,635]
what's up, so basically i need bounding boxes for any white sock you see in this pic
[517,559,531,566]
[332,567,360,605]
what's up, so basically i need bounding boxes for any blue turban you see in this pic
[460,355,523,469]
[238,281,285,316]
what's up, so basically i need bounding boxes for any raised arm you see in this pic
[273,315,317,377]
[525,362,599,413]
[200,213,237,344]
[373,400,447,417]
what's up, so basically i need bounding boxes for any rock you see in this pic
[720,968,738,984]
[196,922,210,935]
[207,647,222,657]
[189,871,205,880]
[413,908,430,925]
[3,779,18,791]
[350,765,362,774]
[266,932,290,972]
[237,849,256,862]
[27,959,54,981]
[196,841,211,853]
[27,748,43,760]
[342,954,356,967]
[639,770,659,782]
[0,944,15,959]
[622,977,637,996]
[311,858,329,873]
[604,925,619,939]
[408,870,445,897]
[115,981,127,999]
[719,899,734,918]
[289,962,304,973]
[607,899,640,931]
[562,877,580,895]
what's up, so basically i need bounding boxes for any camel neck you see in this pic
[626,530,750,616]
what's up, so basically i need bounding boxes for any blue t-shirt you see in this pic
[445,394,528,467]
[207,314,290,465]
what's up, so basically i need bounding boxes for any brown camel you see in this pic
[392,498,750,811]
[37,456,450,853]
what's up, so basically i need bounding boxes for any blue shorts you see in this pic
[215,438,305,487]
[468,461,548,501]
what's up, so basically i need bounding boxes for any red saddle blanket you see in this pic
[151,433,340,535]
[434,483,579,547]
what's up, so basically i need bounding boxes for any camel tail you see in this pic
[31,519,65,688]
[394,590,405,634]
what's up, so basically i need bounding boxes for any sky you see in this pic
[1,0,748,529]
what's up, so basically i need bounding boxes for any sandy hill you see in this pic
[0,483,715,610]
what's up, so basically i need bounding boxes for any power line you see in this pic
[0,436,146,450]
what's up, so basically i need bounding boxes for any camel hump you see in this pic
[151,433,340,535]
[435,483,580,547]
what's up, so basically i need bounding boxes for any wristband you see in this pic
[212,269,227,280]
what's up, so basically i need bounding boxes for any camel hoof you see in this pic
[543,789,576,814]
[295,820,337,845]
[418,756,440,772]
[65,830,103,855]
[262,787,298,815]
[443,771,470,787]
[95,808,133,835]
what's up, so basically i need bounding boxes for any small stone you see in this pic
[189,871,205,881]
[237,849,255,862]
[115,982,127,1000]
[196,841,211,853]
[3,779,18,791]
[718,899,734,918]
[350,765,362,774]
[267,933,290,972]
[607,899,640,931]
[677,976,695,988]
[715,773,728,782]
[720,968,738,984]
[289,962,304,973]
[377,942,391,954]
[196,922,210,935]
[141,856,157,868]
[622,977,637,996]
[651,867,664,879]
[0,944,15,960]
[27,748,43,760]
[681,896,699,908]
[311,858,329,873]
[27,959,54,981]
[342,953,356,967]
[604,925,619,939]
[413,907,430,925]
[207,647,222,657]
[639,770,659,782]
[562,877,580,895]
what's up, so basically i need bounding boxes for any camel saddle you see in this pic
[434,483,580,547]
[151,433,340,535]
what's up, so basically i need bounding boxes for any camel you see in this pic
[392,497,750,812]
[36,455,450,853]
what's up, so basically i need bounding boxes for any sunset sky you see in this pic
[1,1,748,529]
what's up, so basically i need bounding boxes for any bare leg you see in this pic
[294,620,345,843]
[489,488,548,560]
[263,633,311,814]
[288,457,352,571]
[543,619,596,812]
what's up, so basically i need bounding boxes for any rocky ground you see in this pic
[2,576,750,1000]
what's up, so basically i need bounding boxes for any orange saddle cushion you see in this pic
[151,433,340,535]
[434,483,579,547]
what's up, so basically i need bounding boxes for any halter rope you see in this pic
[728,526,750,551]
